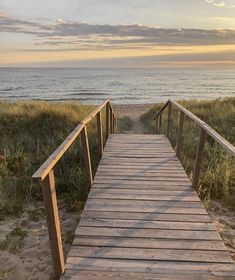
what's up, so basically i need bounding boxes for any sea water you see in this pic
[0,68,234,104]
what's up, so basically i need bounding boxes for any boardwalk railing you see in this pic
[155,100,235,190]
[32,99,117,279]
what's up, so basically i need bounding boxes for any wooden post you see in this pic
[96,111,103,157]
[155,116,159,134]
[112,113,115,133]
[166,102,171,138]
[114,117,117,131]
[176,111,185,158]
[159,113,162,134]
[110,108,113,134]
[42,170,65,279]
[106,103,110,140]
[81,126,93,188]
[192,128,207,190]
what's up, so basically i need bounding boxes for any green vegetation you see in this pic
[0,100,102,218]
[0,268,14,280]
[117,116,133,133]
[0,226,28,254]
[140,97,235,208]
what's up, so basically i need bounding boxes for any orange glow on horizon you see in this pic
[1,44,235,66]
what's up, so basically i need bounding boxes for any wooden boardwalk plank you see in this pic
[62,134,234,279]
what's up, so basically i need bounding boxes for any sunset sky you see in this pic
[0,0,235,67]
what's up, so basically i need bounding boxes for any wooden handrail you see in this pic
[31,99,116,279]
[32,123,84,182]
[154,99,235,192]
[32,99,114,182]
[171,101,235,157]
[155,100,235,158]
[155,100,170,118]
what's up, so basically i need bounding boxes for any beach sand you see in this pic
[0,103,234,280]
[114,104,154,133]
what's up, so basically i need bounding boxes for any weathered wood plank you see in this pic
[83,205,207,214]
[65,258,235,275]
[94,176,190,182]
[69,246,231,263]
[73,236,226,250]
[88,192,200,202]
[62,270,235,280]
[75,226,220,240]
[93,181,192,188]
[82,211,210,222]
[79,218,214,230]
[85,198,203,208]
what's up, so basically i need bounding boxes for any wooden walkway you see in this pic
[62,134,235,279]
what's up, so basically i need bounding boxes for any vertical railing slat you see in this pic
[176,111,185,158]
[166,102,171,138]
[192,128,207,190]
[42,170,65,280]
[106,103,110,140]
[97,111,103,157]
[81,125,93,188]
[114,116,117,132]
[112,113,115,133]
[110,108,113,134]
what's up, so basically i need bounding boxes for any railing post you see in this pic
[96,111,103,157]
[42,170,64,279]
[176,111,185,158]
[166,101,171,138]
[81,125,93,188]
[106,103,110,140]
[159,112,162,134]
[192,128,207,190]
[114,116,117,132]
[112,113,115,133]
[110,108,113,134]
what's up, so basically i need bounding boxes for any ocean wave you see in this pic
[1,86,24,92]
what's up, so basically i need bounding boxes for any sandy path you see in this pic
[0,202,79,280]
[114,104,153,133]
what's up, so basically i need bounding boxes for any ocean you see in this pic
[0,68,234,104]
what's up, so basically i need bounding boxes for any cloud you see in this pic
[1,11,235,51]
[205,0,235,7]
[211,16,235,20]
[0,11,52,34]
[205,0,225,7]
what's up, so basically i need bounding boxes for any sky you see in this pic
[0,0,235,67]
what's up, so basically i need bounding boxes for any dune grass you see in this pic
[0,100,102,219]
[140,97,235,208]
[117,116,133,133]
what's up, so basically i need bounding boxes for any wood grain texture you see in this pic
[96,111,103,157]
[81,126,93,188]
[42,171,65,279]
[62,134,234,279]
